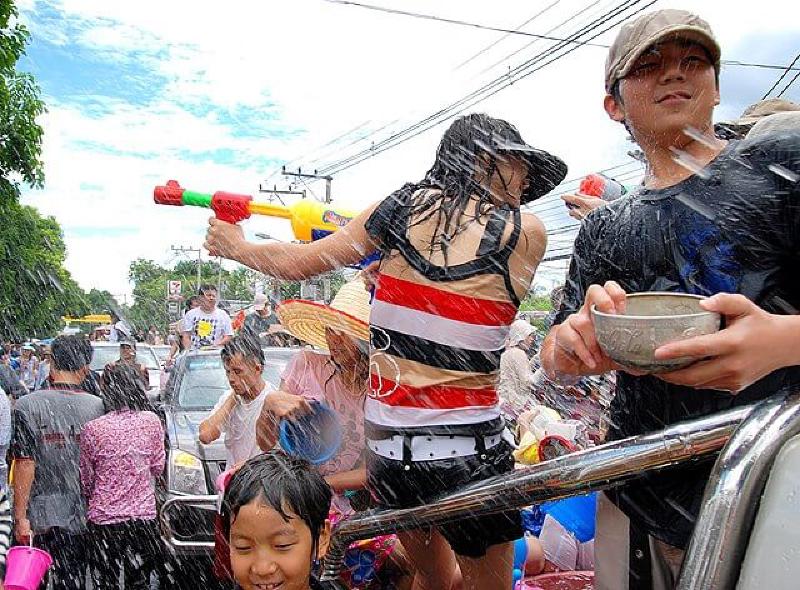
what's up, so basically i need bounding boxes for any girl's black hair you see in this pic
[100,363,152,412]
[221,450,333,558]
[388,113,533,264]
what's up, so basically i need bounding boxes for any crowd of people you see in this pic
[1,7,799,590]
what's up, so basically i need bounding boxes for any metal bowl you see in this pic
[592,292,721,374]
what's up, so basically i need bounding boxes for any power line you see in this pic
[454,0,565,71]
[778,68,800,98]
[322,0,609,48]
[319,0,654,176]
[761,52,800,99]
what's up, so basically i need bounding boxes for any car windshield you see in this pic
[151,345,171,363]
[90,346,160,371]
[177,354,287,409]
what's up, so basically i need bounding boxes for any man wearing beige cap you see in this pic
[542,9,800,589]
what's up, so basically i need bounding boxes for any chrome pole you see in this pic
[677,391,800,590]
[322,404,752,581]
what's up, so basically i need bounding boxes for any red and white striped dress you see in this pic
[365,191,530,437]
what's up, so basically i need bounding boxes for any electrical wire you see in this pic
[454,0,564,71]
[761,52,800,99]
[319,0,654,176]
[321,0,609,48]
[317,0,647,174]
[777,68,800,98]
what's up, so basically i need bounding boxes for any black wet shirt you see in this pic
[555,133,800,548]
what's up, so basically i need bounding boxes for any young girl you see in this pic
[221,450,333,590]
[206,113,566,589]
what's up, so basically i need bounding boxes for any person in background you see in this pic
[258,277,408,589]
[107,339,149,386]
[145,325,158,345]
[199,333,273,470]
[0,358,26,401]
[12,335,105,589]
[166,295,201,366]
[715,97,800,139]
[17,344,38,392]
[0,382,9,582]
[242,293,281,344]
[81,363,165,590]
[181,284,234,350]
[34,345,51,390]
[107,310,132,343]
[199,333,274,583]
[498,319,539,428]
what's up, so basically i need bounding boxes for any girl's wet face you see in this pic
[324,327,363,368]
[230,499,328,590]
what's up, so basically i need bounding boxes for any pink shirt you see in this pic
[282,350,366,511]
[80,411,165,525]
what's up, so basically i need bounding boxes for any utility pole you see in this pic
[281,166,333,203]
[257,184,306,205]
[171,245,202,290]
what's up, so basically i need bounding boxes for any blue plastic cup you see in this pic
[279,400,342,465]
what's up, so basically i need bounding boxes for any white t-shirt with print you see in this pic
[211,384,272,470]
[182,307,233,350]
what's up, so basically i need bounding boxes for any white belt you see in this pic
[367,432,509,462]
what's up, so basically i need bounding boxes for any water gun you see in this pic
[577,173,628,201]
[153,180,358,242]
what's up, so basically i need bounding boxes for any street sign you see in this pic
[167,301,180,317]
[167,280,182,300]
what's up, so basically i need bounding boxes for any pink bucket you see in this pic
[4,545,53,590]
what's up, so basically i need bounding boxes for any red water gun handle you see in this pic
[211,192,252,224]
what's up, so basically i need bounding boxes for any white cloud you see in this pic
[17,0,800,302]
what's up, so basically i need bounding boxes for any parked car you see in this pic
[90,341,161,400]
[151,344,172,366]
[159,346,296,560]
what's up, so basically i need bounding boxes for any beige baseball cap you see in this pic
[605,9,721,92]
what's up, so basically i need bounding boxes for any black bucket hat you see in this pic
[466,114,568,204]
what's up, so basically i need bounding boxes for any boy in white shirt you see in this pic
[182,284,233,351]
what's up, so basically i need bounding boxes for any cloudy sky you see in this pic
[16,0,800,301]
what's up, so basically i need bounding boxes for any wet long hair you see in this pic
[221,450,332,559]
[101,363,152,412]
[386,114,532,264]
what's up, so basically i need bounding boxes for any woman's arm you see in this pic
[325,467,367,493]
[204,202,380,279]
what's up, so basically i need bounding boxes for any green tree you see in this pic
[0,1,45,205]
[0,204,87,338]
[83,288,117,314]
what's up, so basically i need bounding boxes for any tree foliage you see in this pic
[0,203,87,339]
[0,1,45,205]
[126,258,262,332]
[0,1,91,339]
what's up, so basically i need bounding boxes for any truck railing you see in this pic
[677,391,800,589]
[321,400,756,581]
[157,392,800,590]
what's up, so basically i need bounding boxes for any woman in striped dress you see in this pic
[205,113,567,589]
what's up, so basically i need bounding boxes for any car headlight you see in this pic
[169,450,208,495]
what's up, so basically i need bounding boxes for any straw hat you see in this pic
[276,277,370,350]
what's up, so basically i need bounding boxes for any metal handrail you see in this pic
[159,494,218,550]
[677,391,800,589]
[321,403,753,581]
